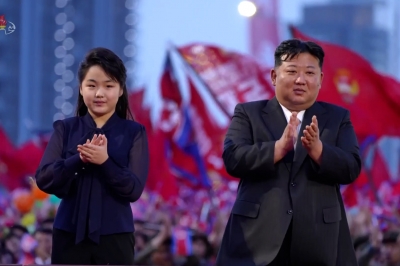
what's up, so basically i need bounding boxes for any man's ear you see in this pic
[270,68,277,86]
[319,72,324,89]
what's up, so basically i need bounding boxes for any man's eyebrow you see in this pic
[285,65,316,69]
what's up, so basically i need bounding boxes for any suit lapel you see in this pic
[261,97,287,140]
[292,101,329,178]
[261,97,292,171]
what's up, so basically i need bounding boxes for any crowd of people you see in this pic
[0,183,400,265]
[0,181,231,265]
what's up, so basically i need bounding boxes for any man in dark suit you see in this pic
[216,39,361,266]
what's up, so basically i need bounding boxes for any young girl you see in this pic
[35,47,149,265]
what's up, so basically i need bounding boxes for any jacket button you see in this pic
[75,172,78,175]
[287,209,293,215]
[291,182,296,187]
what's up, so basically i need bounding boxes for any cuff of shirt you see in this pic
[99,157,119,180]
[64,154,84,175]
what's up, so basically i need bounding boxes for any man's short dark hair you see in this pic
[34,228,53,236]
[382,231,400,244]
[274,39,325,69]
[4,233,19,242]
[191,233,214,259]
[10,224,28,234]
[41,218,54,224]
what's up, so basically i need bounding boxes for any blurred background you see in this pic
[1,0,400,265]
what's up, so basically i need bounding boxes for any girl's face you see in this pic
[80,65,123,119]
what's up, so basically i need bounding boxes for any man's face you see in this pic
[192,239,207,258]
[11,228,25,238]
[5,236,20,256]
[41,222,53,230]
[34,232,52,259]
[383,242,400,265]
[1,252,13,264]
[151,244,173,266]
[271,52,323,111]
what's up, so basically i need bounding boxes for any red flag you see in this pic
[172,228,192,256]
[162,103,211,189]
[290,26,400,139]
[148,130,179,200]
[341,184,358,208]
[160,52,182,106]
[158,53,212,189]
[369,149,391,193]
[176,44,276,181]
[129,88,152,131]
[187,77,232,181]
[16,140,44,174]
[381,75,400,107]
[129,88,179,200]
[0,127,44,190]
[178,44,274,116]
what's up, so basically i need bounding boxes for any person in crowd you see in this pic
[134,212,172,265]
[3,233,21,263]
[9,224,29,238]
[39,218,54,231]
[33,228,52,265]
[0,249,14,264]
[381,231,400,266]
[190,233,214,265]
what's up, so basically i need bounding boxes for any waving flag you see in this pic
[129,88,179,200]
[158,52,211,189]
[290,26,400,140]
[177,43,274,116]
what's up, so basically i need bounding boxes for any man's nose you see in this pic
[295,73,306,84]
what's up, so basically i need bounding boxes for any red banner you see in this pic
[291,26,400,139]
[187,77,231,180]
[158,53,212,189]
[178,44,275,116]
[129,88,179,200]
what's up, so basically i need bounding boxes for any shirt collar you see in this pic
[279,103,305,123]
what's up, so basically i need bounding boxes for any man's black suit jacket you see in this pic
[216,97,361,266]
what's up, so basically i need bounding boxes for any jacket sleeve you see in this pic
[223,103,276,178]
[35,120,84,197]
[98,124,149,202]
[312,110,362,184]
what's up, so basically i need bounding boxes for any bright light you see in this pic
[238,1,257,17]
